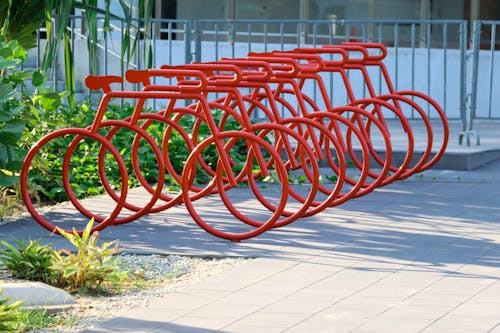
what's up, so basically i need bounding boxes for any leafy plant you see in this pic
[50,218,121,292]
[0,238,56,282]
[0,0,46,50]
[0,36,63,190]
[0,287,23,332]
[0,219,125,294]
[167,109,249,184]
[0,288,74,332]
[0,38,32,187]
[23,104,251,206]
[0,0,155,100]
[0,185,23,220]
[13,307,70,332]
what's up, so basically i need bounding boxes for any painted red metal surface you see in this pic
[20,43,449,241]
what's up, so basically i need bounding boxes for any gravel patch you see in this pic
[27,254,250,332]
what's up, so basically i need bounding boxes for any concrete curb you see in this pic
[1,281,76,308]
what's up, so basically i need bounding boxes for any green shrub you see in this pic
[0,288,23,332]
[0,38,32,187]
[11,307,62,332]
[0,219,123,293]
[0,36,64,186]
[25,104,250,204]
[0,239,56,282]
[50,219,122,292]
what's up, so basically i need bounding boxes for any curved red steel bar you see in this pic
[20,43,449,241]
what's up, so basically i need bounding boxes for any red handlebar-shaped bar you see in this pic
[342,42,388,62]
[219,58,274,81]
[127,67,209,92]
[270,52,325,73]
[184,62,243,86]
[293,47,348,68]
[246,54,300,77]
[85,75,124,93]
[322,44,368,64]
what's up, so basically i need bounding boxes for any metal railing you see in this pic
[464,20,500,145]
[191,19,467,124]
[32,18,500,145]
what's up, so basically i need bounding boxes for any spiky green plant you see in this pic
[0,238,56,282]
[0,287,23,332]
[51,218,121,292]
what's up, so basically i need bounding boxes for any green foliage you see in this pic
[0,38,31,187]
[24,104,250,205]
[51,219,121,292]
[0,36,63,188]
[0,219,122,293]
[25,102,163,203]
[0,287,23,332]
[0,238,57,282]
[0,0,46,50]
[167,109,248,184]
[11,307,63,332]
[1,0,155,97]
[0,185,22,220]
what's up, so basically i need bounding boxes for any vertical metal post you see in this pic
[231,21,235,59]
[166,21,171,65]
[247,22,251,53]
[280,23,284,50]
[368,0,376,41]
[227,0,235,19]
[394,23,399,93]
[487,23,496,119]
[154,0,161,38]
[467,20,481,144]
[215,23,219,61]
[459,21,468,135]
[419,0,430,47]
[458,20,480,146]
[300,0,309,44]
[426,22,431,114]
[264,23,268,52]
[410,23,416,92]
[442,23,447,114]
[192,20,200,63]
[297,23,301,47]
[470,0,480,38]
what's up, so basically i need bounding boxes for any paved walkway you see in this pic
[0,120,499,332]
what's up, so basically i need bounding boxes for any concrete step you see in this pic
[317,120,500,171]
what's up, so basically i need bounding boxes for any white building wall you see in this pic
[149,41,465,119]
[70,39,497,120]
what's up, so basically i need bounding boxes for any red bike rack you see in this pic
[21,43,449,241]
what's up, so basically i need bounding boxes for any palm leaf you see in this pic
[63,31,75,111]
[41,0,73,74]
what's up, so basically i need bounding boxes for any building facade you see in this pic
[154,0,499,22]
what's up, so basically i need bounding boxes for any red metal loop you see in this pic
[220,58,273,81]
[292,46,348,68]
[23,42,448,242]
[342,41,388,62]
[323,44,368,64]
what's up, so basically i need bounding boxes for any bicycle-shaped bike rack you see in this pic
[21,42,448,242]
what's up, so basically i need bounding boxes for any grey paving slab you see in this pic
[78,160,500,332]
[0,121,499,332]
